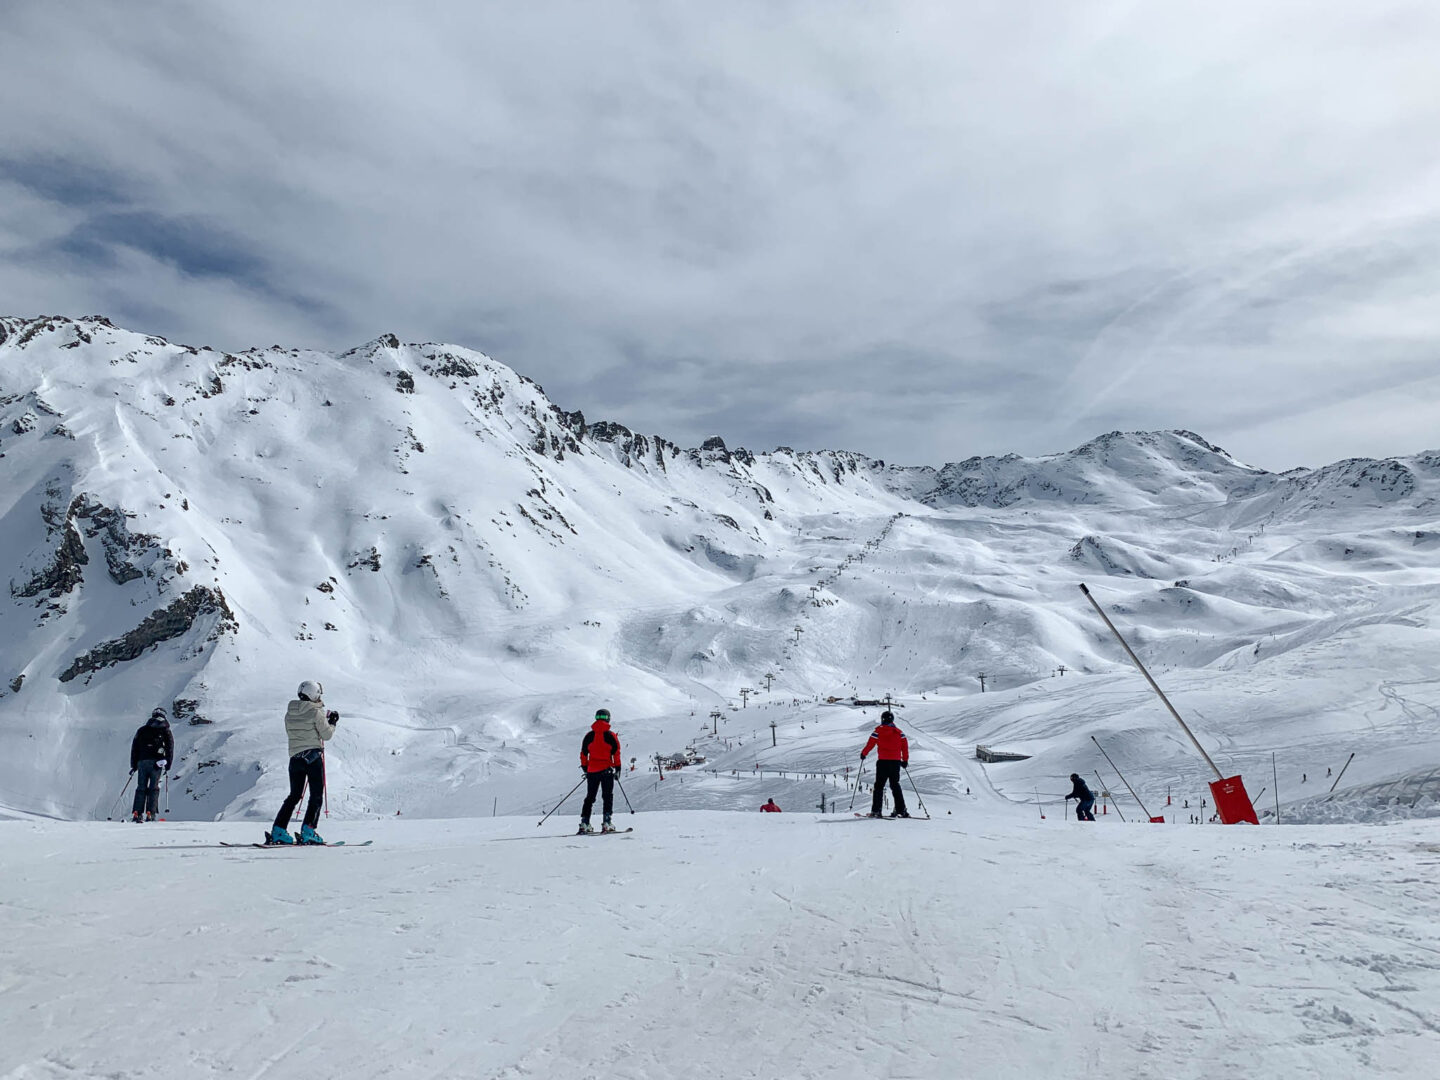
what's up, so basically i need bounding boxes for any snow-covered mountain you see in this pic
[2,314,1438,824]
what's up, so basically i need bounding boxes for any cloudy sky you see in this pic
[4,2,1439,469]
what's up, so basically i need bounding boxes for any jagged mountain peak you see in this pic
[1,315,1437,827]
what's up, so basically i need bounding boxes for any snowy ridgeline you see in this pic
[0,314,1438,825]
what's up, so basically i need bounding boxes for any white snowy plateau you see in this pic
[2,313,1439,1078]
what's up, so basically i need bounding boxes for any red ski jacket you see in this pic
[761,801,781,813]
[862,724,909,764]
[581,720,621,773]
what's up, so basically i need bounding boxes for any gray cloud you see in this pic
[3,1,1439,469]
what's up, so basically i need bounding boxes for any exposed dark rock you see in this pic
[172,698,212,725]
[420,350,480,379]
[395,370,415,394]
[348,547,382,572]
[13,503,87,600]
[73,496,154,584]
[58,586,238,683]
[9,674,24,694]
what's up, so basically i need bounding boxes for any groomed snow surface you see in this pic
[5,808,1440,1080]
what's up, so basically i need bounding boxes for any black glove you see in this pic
[327,711,340,725]
[613,767,622,780]
[902,762,909,770]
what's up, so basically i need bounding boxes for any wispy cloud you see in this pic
[3,1,1439,468]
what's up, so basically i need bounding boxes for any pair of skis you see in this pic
[220,839,373,849]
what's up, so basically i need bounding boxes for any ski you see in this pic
[220,840,373,849]
[491,828,634,843]
[851,813,928,820]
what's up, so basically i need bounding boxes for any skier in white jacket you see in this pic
[267,680,338,845]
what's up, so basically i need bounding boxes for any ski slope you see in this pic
[3,315,1440,1077]
[4,811,1439,1080]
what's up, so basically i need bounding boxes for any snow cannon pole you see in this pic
[1079,584,1258,824]
[1091,736,1156,820]
[615,774,635,815]
[1273,752,1280,824]
[537,776,587,827]
[107,773,135,820]
[1096,770,1126,822]
[1328,752,1356,794]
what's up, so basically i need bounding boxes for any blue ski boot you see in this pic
[266,826,295,845]
[299,825,325,845]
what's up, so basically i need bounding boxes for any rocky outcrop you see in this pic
[58,587,237,683]
[11,489,158,601]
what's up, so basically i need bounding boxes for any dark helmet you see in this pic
[594,708,611,722]
[1070,773,1080,781]
[880,710,894,723]
[150,707,167,720]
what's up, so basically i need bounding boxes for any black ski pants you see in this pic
[871,759,908,817]
[581,769,614,823]
[132,759,163,816]
[1076,797,1096,821]
[274,748,325,831]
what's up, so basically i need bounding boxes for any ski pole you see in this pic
[902,765,929,818]
[322,751,329,818]
[537,775,587,827]
[615,774,635,815]
[164,769,170,815]
[107,773,135,820]
[849,758,868,811]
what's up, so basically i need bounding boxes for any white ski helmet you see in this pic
[297,680,324,702]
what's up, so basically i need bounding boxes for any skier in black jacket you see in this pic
[1065,773,1095,821]
[130,708,174,822]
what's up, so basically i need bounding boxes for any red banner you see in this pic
[1209,775,1259,824]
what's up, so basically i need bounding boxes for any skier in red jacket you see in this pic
[578,708,622,834]
[860,711,910,818]
[760,798,781,813]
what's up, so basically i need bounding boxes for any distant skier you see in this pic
[860,711,909,818]
[267,680,339,845]
[579,708,622,834]
[129,707,174,822]
[1065,774,1095,821]
[760,798,782,813]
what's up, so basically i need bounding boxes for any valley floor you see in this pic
[3,809,1439,1080]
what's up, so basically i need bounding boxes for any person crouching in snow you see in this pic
[760,798,782,813]
[1065,774,1096,821]
[267,680,339,845]
[129,707,174,822]
[861,711,910,818]
[579,708,621,834]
